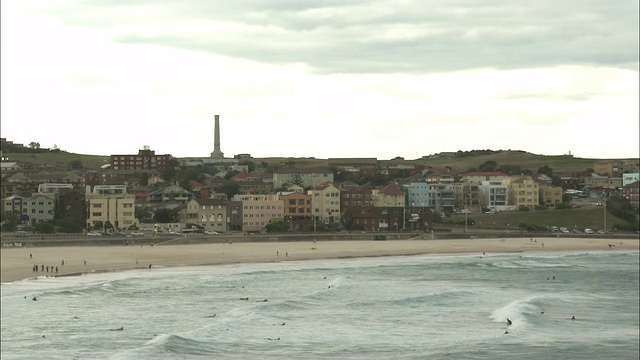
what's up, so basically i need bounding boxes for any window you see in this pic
[92,212,102,217]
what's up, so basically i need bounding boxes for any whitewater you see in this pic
[1,250,638,359]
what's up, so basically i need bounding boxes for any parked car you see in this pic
[204,230,219,235]
[572,229,582,234]
[559,227,570,233]
[131,231,145,237]
[15,231,28,237]
[596,230,606,235]
[584,228,594,234]
[87,232,102,237]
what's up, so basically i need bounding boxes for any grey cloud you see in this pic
[49,0,639,74]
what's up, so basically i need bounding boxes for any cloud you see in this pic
[29,0,639,74]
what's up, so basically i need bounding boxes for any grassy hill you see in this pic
[2,148,634,175]
[443,206,626,232]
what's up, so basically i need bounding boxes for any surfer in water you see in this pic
[506,318,512,327]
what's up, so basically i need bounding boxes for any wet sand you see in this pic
[1,237,637,283]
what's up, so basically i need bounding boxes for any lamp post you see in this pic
[603,192,606,233]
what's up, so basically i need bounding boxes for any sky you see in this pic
[1,0,638,160]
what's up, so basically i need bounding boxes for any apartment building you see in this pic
[505,176,539,209]
[26,194,55,223]
[407,182,430,208]
[428,183,455,212]
[478,181,510,210]
[278,191,312,229]
[339,183,373,210]
[308,181,340,224]
[85,185,138,230]
[110,146,172,170]
[232,194,284,232]
[538,185,563,208]
[182,198,228,233]
[461,172,509,184]
[371,182,405,208]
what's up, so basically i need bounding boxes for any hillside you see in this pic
[1,147,635,175]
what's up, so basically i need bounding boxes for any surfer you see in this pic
[110,327,124,331]
[571,316,575,320]
[504,330,509,334]
[32,297,37,301]
[506,318,512,327]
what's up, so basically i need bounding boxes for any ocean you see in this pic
[1,250,638,360]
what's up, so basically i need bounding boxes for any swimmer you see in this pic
[506,318,512,327]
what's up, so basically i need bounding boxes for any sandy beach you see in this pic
[1,237,637,283]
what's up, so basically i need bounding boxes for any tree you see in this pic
[28,142,41,149]
[218,181,240,199]
[69,160,83,169]
[135,206,153,222]
[478,160,498,172]
[291,174,304,187]
[153,208,179,223]
[265,220,290,233]
[537,165,553,177]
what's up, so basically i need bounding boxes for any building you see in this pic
[622,181,639,212]
[278,191,312,229]
[407,182,430,209]
[38,183,74,194]
[428,183,455,212]
[3,195,29,221]
[593,161,624,177]
[182,198,229,233]
[232,194,284,232]
[110,146,172,170]
[505,176,539,209]
[478,181,510,210]
[308,181,341,224]
[148,185,194,203]
[339,183,373,210]
[85,185,138,230]
[273,168,334,189]
[327,158,377,174]
[371,182,405,208]
[26,194,55,223]
[461,172,509,184]
[55,188,86,219]
[622,173,640,187]
[538,185,563,208]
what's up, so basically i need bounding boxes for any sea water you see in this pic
[1,250,638,360]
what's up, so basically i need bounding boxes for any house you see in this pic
[327,158,377,174]
[428,183,455,212]
[149,185,193,203]
[0,162,21,173]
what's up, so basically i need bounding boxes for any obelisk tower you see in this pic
[210,115,224,159]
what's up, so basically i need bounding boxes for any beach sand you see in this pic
[1,237,637,283]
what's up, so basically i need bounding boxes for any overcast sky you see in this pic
[2,0,638,160]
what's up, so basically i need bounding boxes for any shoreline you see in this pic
[2,237,638,284]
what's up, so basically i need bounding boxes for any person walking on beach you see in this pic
[30,253,32,259]
[84,260,87,266]
[149,264,152,270]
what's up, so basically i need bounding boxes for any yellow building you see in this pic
[539,185,563,208]
[85,185,137,230]
[308,181,341,224]
[505,176,539,209]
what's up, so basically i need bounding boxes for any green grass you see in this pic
[444,206,628,232]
